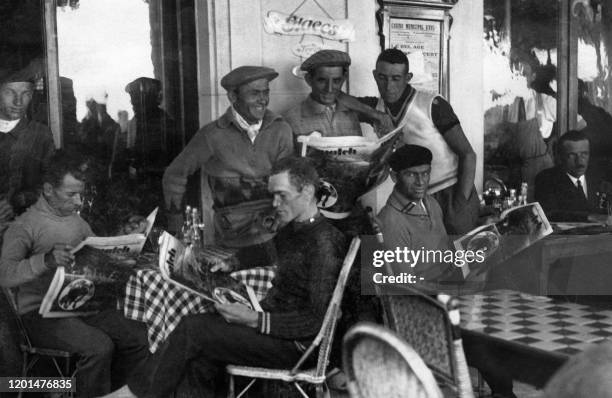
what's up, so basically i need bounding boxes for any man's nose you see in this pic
[272,196,280,208]
[385,80,395,93]
[13,95,23,106]
[73,194,83,206]
[325,79,334,93]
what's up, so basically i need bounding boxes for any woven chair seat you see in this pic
[226,365,326,384]
[20,344,72,358]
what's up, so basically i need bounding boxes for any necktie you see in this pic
[576,179,587,199]
[325,106,334,123]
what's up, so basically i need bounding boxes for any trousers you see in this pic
[129,313,304,398]
[22,309,148,398]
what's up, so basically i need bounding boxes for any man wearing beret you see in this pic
[377,144,517,398]
[162,66,293,248]
[340,48,479,235]
[0,66,55,232]
[284,49,390,138]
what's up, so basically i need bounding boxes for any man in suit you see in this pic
[535,130,612,222]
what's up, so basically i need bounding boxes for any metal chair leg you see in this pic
[228,374,235,398]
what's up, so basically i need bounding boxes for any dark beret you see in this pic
[125,77,162,95]
[220,66,278,91]
[300,50,351,72]
[388,144,432,172]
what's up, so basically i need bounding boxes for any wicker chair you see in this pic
[342,322,443,398]
[2,287,76,398]
[379,285,475,398]
[226,237,361,398]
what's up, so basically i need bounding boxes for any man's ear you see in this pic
[303,183,316,200]
[304,72,313,88]
[390,170,398,184]
[406,72,414,83]
[227,89,238,104]
[42,182,53,197]
[372,69,377,80]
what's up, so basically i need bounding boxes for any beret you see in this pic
[220,66,279,90]
[125,77,162,95]
[301,50,351,72]
[388,144,432,172]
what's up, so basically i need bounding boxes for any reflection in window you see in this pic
[483,0,560,200]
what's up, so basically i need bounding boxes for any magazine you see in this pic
[157,232,261,311]
[296,125,403,218]
[453,202,553,278]
[38,208,158,318]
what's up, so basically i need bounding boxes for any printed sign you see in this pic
[264,11,355,42]
[389,17,441,93]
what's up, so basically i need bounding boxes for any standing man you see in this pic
[535,130,612,222]
[340,48,479,235]
[284,49,364,138]
[162,66,294,248]
[0,67,55,228]
[104,157,347,398]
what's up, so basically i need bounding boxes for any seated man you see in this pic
[376,144,517,398]
[535,129,612,222]
[0,151,148,397]
[105,157,347,398]
[163,66,293,249]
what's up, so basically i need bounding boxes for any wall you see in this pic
[449,0,484,193]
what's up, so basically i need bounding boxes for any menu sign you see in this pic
[389,17,441,94]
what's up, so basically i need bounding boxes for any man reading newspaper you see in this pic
[0,151,149,397]
[103,157,347,398]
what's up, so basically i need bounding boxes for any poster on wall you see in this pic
[388,17,441,94]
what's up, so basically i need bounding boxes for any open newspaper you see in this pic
[296,124,403,218]
[157,232,261,311]
[453,202,553,278]
[39,208,158,318]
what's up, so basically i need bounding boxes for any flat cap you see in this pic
[388,144,432,172]
[220,66,279,91]
[301,50,351,72]
[0,67,36,85]
[125,77,162,95]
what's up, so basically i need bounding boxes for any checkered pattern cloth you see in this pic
[124,266,276,353]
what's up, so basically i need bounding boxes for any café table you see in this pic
[123,249,276,353]
[537,227,612,295]
[459,289,612,387]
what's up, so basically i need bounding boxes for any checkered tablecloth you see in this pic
[459,289,612,356]
[124,266,275,353]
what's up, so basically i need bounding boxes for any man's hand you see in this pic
[0,199,14,223]
[44,244,75,268]
[210,259,234,273]
[215,302,259,328]
[372,111,394,135]
[118,215,148,235]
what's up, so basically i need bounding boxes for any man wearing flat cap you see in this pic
[162,65,293,249]
[284,49,389,138]
[0,66,55,232]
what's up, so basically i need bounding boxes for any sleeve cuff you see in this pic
[32,253,51,273]
[258,312,271,334]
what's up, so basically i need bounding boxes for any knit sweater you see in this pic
[258,214,346,340]
[0,197,94,314]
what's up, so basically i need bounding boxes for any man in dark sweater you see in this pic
[105,157,346,398]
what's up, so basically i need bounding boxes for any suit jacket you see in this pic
[534,166,609,222]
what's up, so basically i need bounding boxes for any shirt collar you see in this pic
[0,118,20,133]
[387,188,428,215]
[566,173,586,186]
[302,96,346,116]
[217,106,281,131]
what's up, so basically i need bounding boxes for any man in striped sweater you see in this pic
[106,157,346,398]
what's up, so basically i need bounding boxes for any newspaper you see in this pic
[454,202,553,278]
[157,232,261,311]
[38,208,158,318]
[296,125,403,218]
